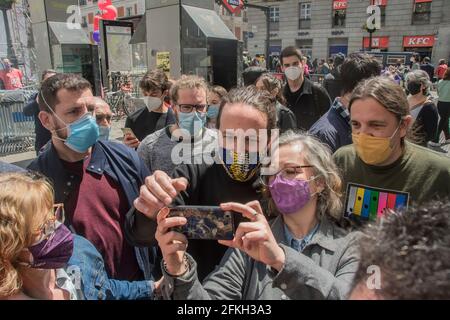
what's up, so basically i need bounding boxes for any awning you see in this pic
[48,21,91,45]
[182,5,237,41]
[129,16,147,44]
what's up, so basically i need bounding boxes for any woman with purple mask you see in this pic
[155,132,361,300]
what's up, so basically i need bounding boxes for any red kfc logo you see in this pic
[403,36,435,48]
[333,0,348,10]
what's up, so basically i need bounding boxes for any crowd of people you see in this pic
[0,46,449,300]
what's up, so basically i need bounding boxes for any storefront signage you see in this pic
[222,0,245,14]
[333,0,348,10]
[363,36,389,48]
[403,35,435,47]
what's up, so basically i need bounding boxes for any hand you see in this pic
[218,201,286,272]
[134,170,188,219]
[155,207,188,276]
[124,134,140,148]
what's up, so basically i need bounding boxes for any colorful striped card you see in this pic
[344,183,409,222]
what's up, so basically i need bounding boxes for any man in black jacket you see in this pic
[125,86,278,281]
[124,69,176,148]
[23,69,56,154]
[280,46,331,130]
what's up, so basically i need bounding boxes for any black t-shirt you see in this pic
[284,78,331,131]
[124,163,262,282]
[125,107,176,141]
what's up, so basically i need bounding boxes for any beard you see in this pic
[51,117,68,140]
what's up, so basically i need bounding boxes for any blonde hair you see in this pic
[169,75,208,104]
[263,131,343,220]
[0,172,54,297]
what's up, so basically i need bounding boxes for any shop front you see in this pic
[403,35,435,60]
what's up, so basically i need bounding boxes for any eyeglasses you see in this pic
[261,165,314,185]
[177,104,209,113]
[34,203,65,241]
[95,114,112,122]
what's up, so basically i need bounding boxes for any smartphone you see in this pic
[121,127,136,138]
[168,206,236,240]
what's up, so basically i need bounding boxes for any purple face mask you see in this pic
[268,174,313,215]
[28,222,73,269]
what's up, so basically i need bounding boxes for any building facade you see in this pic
[78,0,249,45]
[246,0,450,63]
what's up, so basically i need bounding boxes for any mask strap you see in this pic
[40,91,68,128]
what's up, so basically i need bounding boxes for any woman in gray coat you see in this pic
[156,132,360,300]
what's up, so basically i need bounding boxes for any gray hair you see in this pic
[406,70,431,91]
[264,131,343,220]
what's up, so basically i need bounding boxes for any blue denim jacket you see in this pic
[28,140,160,282]
[68,235,153,300]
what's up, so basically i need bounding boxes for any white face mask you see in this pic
[284,66,303,81]
[144,96,162,111]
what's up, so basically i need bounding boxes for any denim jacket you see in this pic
[28,140,160,282]
[68,235,153,300]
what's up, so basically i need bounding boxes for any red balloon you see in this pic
[93,15,102,31]
[102,5,117,20]
[98,0,112,11]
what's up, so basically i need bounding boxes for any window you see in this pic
[412,0,432,25]
[332,9,346,27]
[81,16,88,28]
[332,1,347,28]
[299,2,311,29]
[269,6,280,31]
[269,6,280,22]
[79,0,87,5]
[126,7,133,17]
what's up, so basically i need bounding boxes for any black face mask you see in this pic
[407,82,422,95]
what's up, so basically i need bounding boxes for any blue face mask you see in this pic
[98,126,111,141]
[178,111,206,137]
[41,93,100,153]
[60,113,99,153]
[207,104,220,119]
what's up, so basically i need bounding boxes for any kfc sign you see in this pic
[333,0,348,10]
[222,0,244,14]
[403,35,435,48]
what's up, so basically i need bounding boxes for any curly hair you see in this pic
[0,172,54,298]
[353,200,450,299]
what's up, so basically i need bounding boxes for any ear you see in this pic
[38,111,54,131]
[400,116,413,137]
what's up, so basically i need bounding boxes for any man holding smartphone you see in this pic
[125,86,277,281]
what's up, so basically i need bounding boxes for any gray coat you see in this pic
[161,215,361,300]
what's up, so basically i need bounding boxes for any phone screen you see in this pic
[121,128,135,137]
[168,206,235,240]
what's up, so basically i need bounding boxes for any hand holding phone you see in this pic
[168,206,236,240]
[122,128,140,148]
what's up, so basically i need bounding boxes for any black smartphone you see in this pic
[168,206,236,240]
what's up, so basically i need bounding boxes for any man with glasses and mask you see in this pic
[86,97,113,141]
[125,86,278,281]
[124,69,176,148]
[137,75,217,175]
[333,76,450,227]
[27,74,160,290]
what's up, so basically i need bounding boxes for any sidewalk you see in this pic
[0,119,126,169]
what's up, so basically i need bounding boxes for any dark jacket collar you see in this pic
[284,77,313,97]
